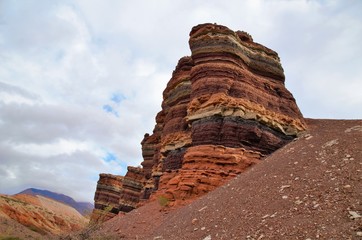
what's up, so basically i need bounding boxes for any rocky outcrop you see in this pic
[187,24,305,135]
[140,56,194,196]
[118,167,144,212]
[141,23,306,204]
[91,23,306,223]
[91,174,123,223]
[91,167,145,223]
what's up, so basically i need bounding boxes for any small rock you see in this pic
[192,218,198,225]
[343,185,351,188]
[282,195,288,199]
[304,134,313,140]
[322,139,339,148]
[349,211,361,219]
[295,200,303,205]
[203,235,212,240]
[257,234,265,240]
[280,185,291,192]
[345,125,362,133]
[270,212,277,218]
[198,206,208,212]
[356,231,362,236]
[201,227,206,231]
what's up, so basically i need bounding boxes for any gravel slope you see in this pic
[79,119,361,240]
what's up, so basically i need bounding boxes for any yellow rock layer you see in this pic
[160,131,192,153]
[187,92,306,135]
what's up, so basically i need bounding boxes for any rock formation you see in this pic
[91,23,306,223]
[141,23,306,204]
[91,174,124,223]
[91,167,145,223]
[118,166,144,212]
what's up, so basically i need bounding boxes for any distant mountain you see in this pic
[18,188,93,216]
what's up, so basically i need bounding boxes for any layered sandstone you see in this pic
[92,23,306,222]
[187,24,305,135]
[118,167,144,212]
[142,23,306,203]
[91,167,145,223]
[141,56,194,196]
[91,174,123,223]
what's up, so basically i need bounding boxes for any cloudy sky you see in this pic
[0,0,361,203]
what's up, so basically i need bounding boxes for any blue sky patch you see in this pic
[111,93,126,105]
[101,152,128,175]
[102,104,113,112]
[103,152,117,163]
[102,104,119,117]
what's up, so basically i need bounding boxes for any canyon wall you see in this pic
[91,23,306,222]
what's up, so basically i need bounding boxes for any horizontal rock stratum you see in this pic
[91,23,306,223]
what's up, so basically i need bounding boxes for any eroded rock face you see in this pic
[91,167,145,223]
[118,167,144,212]
[141,23,306,203]
[91,174,123,223]
[92,23,306,222]
[187,23,305,134]
[140,56,194,197]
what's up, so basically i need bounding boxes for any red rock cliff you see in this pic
[141,23,306,204]
[91,23,306,223]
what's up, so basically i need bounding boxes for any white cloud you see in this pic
[11,139,89,157]
[0,0,361,202]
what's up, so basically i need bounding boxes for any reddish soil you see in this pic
[0,216,45,239]
[73,119,361,240]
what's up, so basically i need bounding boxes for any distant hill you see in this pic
[18,188,93,216]
[0,193,88,238]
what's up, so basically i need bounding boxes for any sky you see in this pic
[0,0,361,203]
